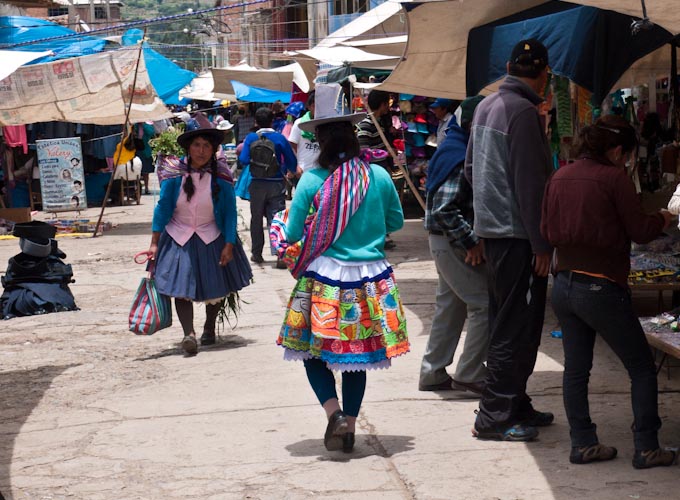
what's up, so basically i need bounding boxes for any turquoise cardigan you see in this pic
[152,175,237,244]
[286,164,404,261]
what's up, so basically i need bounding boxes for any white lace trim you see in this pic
[282,349,392,372]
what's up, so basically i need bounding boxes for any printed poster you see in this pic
[36,138,87,212]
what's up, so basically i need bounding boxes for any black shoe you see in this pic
[343,432,355,453]
[324,410,349,451]
[570,443,618,464]
[472,423,538,442]
[275,258,287,269]
[632,448,678,469]
[452,379,486,395]
[418,376,454,391]
[384,238,396,250]
[250,254,264,264]
[200,330,216,346]
[181,335,198,355]
[520,409,554,427]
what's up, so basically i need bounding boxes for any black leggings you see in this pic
[174,298,221,336]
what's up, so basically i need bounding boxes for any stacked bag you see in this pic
[0,221,78,319]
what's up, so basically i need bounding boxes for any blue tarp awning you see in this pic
[0,16,106,62]
[121,29,196,105]
[231,80,291,103]
[466,3,674,103]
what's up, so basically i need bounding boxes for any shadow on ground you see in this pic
[286,434,415,462]
[134,334,255,361]
[0,364,77,499]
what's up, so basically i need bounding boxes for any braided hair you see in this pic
[183,135,222,202]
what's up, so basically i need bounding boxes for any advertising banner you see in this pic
[36,137,87,212]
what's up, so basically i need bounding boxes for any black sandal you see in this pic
[200,330,216,346]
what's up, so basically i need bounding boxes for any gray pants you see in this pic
[419,234,490,386]
[249,179,286,258]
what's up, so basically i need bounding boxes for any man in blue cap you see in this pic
[430,98,455,146]
[420,96,488,395]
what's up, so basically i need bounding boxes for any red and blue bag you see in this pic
[129,251,172,335]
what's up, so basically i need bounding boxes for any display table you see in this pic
[630,282,680,311]
[640,309,680,376]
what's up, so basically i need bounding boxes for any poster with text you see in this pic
[36,138,87,212]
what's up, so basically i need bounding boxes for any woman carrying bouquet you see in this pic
[149,125,252,355]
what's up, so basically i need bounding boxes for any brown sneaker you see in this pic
[570,443,618,464]
[632,448,678,469]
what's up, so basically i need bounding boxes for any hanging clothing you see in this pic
[3,126,28,154]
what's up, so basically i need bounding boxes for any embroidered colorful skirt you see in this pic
[278,256,409,371]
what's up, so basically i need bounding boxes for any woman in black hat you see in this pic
[149,126,252,355]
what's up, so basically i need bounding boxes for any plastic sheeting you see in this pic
[0,16,106,63]
[230,81,291,103]
[380,0,680,101]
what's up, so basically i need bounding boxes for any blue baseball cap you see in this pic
[430,98,453,109]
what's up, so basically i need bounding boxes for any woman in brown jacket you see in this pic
[541,115,674,469]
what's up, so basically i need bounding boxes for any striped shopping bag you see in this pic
[129,251,172,335]
[129,277,172,335]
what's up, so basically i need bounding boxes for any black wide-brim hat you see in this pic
[177,127,225,150]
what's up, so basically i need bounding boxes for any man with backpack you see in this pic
[239,107,298,265]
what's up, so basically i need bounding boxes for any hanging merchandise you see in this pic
[554,76,573,139]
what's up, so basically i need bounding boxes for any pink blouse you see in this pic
[165,172,221,246]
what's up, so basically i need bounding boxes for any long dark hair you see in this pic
[183,135,221,201]
[573,115,638,159]
[316,121,361,170]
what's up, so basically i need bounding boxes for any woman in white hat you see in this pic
[272,84,409,453]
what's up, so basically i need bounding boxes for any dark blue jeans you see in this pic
[552,272,661,450]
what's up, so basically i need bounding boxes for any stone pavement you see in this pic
[0,192,679,500]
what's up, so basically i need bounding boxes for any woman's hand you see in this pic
[219,243,234,266]
[148,243,158,261]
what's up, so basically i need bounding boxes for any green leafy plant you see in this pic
[149,124,186,157]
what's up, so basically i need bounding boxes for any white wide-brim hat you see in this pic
[216,120,234,131]
[298,83,366,133]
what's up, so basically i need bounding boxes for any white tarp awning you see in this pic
[0,50,52,81]
[316,0,410,48]
[341,35,407,58]
[211,62,310,96]
[0,49,171,126]
[380,0,680,99]
[179,71,235,101]
[613,44,680,91]
[294,46,399,68]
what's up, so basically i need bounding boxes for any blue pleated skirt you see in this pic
[154,232,252,302]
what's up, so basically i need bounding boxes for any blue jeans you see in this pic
[552,272,661,450]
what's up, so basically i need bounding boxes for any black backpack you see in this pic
[249,131,280,178]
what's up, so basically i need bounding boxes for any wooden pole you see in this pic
[92,29,147,237]
[364,103,426,211]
